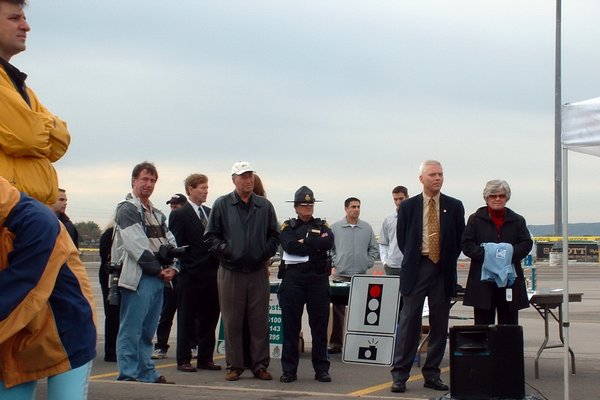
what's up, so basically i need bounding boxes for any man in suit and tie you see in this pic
[170,173,221,372]
[390,160,465,393]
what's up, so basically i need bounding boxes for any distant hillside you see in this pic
[528,222,600,236]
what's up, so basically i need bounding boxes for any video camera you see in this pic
[156,244,188,267]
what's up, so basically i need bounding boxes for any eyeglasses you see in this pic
[488,194,507,200]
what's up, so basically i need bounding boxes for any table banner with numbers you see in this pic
[216,293,283,359]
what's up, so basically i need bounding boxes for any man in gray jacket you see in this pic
[328,197,379,354]
[204,161,280,382]
[112,161,178,384]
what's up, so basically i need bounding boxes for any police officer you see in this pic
[278,186,334,383]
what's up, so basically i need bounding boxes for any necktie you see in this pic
[198,208,207,228]
[428,198,440,263]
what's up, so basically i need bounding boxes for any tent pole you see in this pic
[555,0,568,398]
[561,147,570,400]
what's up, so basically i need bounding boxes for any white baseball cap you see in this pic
[231,161,254,175]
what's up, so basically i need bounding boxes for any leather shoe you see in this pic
[197,362,222,371]
[154,375,175,384]
[314,371,332,382]
[424,377,449,391]
[327,346,342,354]
[225,368,243,381]
[253,368,273,380]
[391,381,406,393]
[177,363,197,372]
[280,373,297,383]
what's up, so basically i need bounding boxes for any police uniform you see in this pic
[278,186,334,383]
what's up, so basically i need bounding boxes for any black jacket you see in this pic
[461,206,533,311]
[397,193,465,297]
[204,191,280,272]
[59,213,79,249]
[280,217,334,262]
[169,202,219,278]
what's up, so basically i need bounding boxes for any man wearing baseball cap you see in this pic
[166,193,186,211]
[204,161,280,382]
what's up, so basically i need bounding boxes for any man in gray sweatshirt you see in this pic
[328,197,379,354]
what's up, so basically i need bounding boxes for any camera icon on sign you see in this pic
[358,345,378,360]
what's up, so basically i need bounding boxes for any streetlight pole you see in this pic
[554,0,562,237]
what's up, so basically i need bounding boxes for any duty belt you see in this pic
[286,261,313,272]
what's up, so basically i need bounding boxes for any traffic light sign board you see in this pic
[343,275,401,366]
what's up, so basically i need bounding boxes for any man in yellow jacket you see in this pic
[0,0,70,205]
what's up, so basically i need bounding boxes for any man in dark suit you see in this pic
[390,160,465,393]
[51,188,79,248]
[170,173,221,372]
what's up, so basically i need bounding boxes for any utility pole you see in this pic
[554,0,562,236]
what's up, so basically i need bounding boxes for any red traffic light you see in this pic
[369,284,382,298]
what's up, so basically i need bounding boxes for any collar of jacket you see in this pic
[474,206,519,223]
[228,191,262,208]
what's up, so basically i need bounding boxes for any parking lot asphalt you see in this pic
[35,261,600,399]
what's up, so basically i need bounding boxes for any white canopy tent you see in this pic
[562,97,600,156]
[559,96,600,398]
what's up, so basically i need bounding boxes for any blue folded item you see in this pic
[481,242,516,287]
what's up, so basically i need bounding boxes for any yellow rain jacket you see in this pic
[0,65,70,205]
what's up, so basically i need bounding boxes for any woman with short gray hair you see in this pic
[461,179,533,324]
[482,179,512,202]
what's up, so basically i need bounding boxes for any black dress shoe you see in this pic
[391,381,406,393]
[423,377,449,391]
[327,346,342,354]
[197,362,222,371]
[280,373,297,383]
[314,371,332,382]
[177,363,197,372]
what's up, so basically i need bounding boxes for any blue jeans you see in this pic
[117,274,164,382]
[0,360,93,400]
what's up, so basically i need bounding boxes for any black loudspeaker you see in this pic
[450,325,524,400]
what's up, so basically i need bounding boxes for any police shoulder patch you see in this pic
[281,218,297,230]
[316,218,329,228]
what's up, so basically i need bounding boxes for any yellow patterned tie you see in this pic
[428,198,440,263]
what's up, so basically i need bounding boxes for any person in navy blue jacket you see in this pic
[278,186,334,384]
[0,177,96,399]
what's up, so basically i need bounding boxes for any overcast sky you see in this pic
[15,0,600,231]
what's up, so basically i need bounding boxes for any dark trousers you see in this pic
[278,268,330,375]
[218,267,270,373]
[384,265,405,318]
[99,267,120,361]
[329,275,351,348]
[474,286,519,325]
[176,270,220,366]
[391,258,450,383]
[155,279,178,352]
